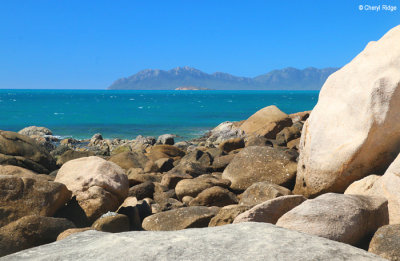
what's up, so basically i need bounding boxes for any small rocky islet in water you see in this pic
[2,25,400,260]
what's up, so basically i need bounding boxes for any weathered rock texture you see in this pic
[2,223,385,260]
[276,193,389,246]
[294,25,400,197]
[0,215,75,257]
[0,175,71,227]
[369,224,400,260]
[0,131,56,173]
[222,146,297,190]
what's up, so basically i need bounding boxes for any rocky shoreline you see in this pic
[0,106,385,260]
[1,25,400,260]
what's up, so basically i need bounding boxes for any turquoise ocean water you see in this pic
[0,90,319,140]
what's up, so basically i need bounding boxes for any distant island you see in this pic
[108,66,339,90]
[175,86,213,90]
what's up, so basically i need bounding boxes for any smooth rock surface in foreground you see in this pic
[2,223,385,261]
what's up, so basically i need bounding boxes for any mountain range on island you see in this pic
[107,66,339,90]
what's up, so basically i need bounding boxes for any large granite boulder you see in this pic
[239,181,292,206]
[55,156,129,222]
[142,206,219,231]
[0,215,75,257]
[0,131,56,173]
[0,175,71,227]
[294,25,400,197]
[222,146,297,191]
[239,105,292,138]
[276,193,389,246]
[368,224,400,260]
[3,223,386,260]
[234,195,307,224]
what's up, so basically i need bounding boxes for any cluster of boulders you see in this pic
[0,105,310,257]
[2,24,400,260]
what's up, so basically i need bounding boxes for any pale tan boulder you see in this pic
[234,195,306,224]
[276,193,389,246]
[75,186,121,223]
[294,25,400,197]
[239,105,292,138]
[361,153,400,224]
[344,175,381,196]
[55,156,129,222]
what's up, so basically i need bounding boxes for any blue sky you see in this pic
[0,0,398,89]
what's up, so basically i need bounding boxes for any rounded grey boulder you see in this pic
[1,223,385,261]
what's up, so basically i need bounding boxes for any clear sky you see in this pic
[0,0,398,89]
